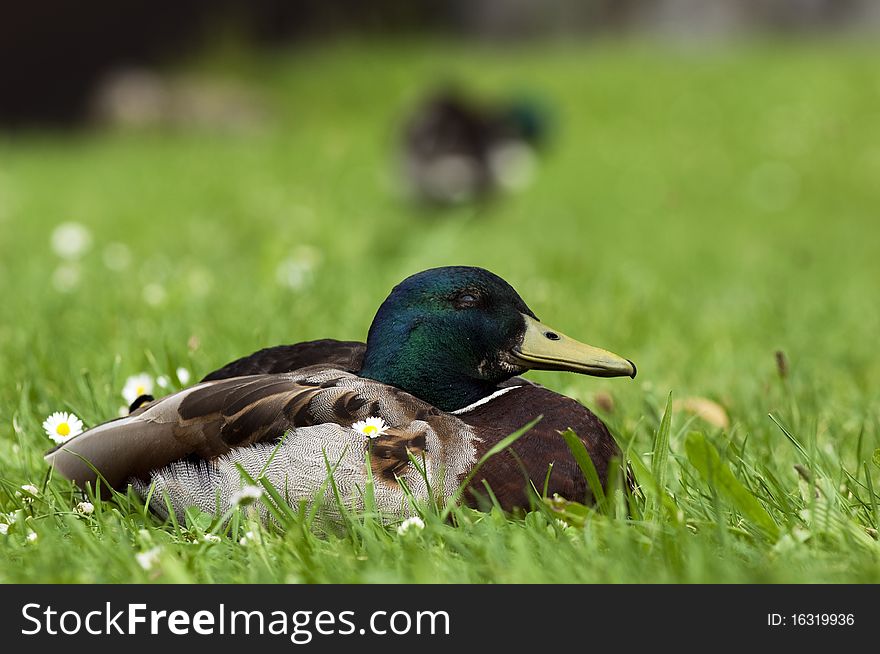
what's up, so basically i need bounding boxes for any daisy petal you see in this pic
[122,373,154,405]
[351,416,388,438]
[42,411,84,443]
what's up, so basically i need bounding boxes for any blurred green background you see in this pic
[1,2,879,582]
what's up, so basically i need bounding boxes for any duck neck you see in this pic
[359,330,499,413]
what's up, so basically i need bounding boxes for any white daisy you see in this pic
[50,222,92,259]
[122,373,154,406]
[203,533,221,543]
[26,531,38,543]
[18,484,39,499]
[351,416,388,439]
[230,485,263,507]
[156,375,170,389]
[239,530,259,545]
[75,501,94,515]
[396,516,425,535]
[275,246,321,291]
[135,546,161,571]
[0,523,9,536]
[176,367,191,385]
[42,411,84,444]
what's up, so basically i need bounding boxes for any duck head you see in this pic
[359,266,636,412]
[498,99,549,147]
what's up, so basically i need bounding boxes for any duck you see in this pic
[401,89,547,205]
[46,266,635,520]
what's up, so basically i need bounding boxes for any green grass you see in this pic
[1,39,879,583]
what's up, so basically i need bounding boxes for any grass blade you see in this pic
[684,431,779,540]
[651,392,673,513]
[560,428,606,508]
[440,417,540,521]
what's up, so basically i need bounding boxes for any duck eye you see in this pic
[544,331,561,341]
[453,292,478,308]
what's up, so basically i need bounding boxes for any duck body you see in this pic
[401,91,546,205]
[47,267,634,519]
[200,338,618,510]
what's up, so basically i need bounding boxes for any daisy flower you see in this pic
[352,416,388,439]
[275,246,321,291]
[50,222,92,260]
[0,523,9,536]
[26,531,38,543]
[156,375,170,389]
[42,411,84,444]
[176,367,191,385]
[230,485,263,507]
[17,484,40,502]
[135,547,161,571]
[75,501,95,515]
[203,533,221,544]
[396,516,425,536]
[122,373,154,406]
[239,530,259,546]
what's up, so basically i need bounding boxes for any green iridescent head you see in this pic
[499,99,550,147]
[359,266,635,412]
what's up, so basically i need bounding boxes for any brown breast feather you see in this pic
[459,383,620,510]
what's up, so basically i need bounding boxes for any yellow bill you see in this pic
[512,314,636,378]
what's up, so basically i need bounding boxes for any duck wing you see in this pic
[201,339,366,381]
[46,367,480,518]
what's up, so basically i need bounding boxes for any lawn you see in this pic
[1,39,879,583]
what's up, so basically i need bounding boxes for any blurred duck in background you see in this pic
[400,88,549,205]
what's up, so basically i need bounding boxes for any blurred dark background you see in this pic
[3,0,879,126]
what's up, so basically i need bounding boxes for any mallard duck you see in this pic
[46,266,635,519]
[401,90,547,204]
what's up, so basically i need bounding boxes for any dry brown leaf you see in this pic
[674,396,730,429]
[593,391,615,413]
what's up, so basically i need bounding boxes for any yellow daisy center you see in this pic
[363,425,378,435]
[57,422,70,436]
[136,385,145,395]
